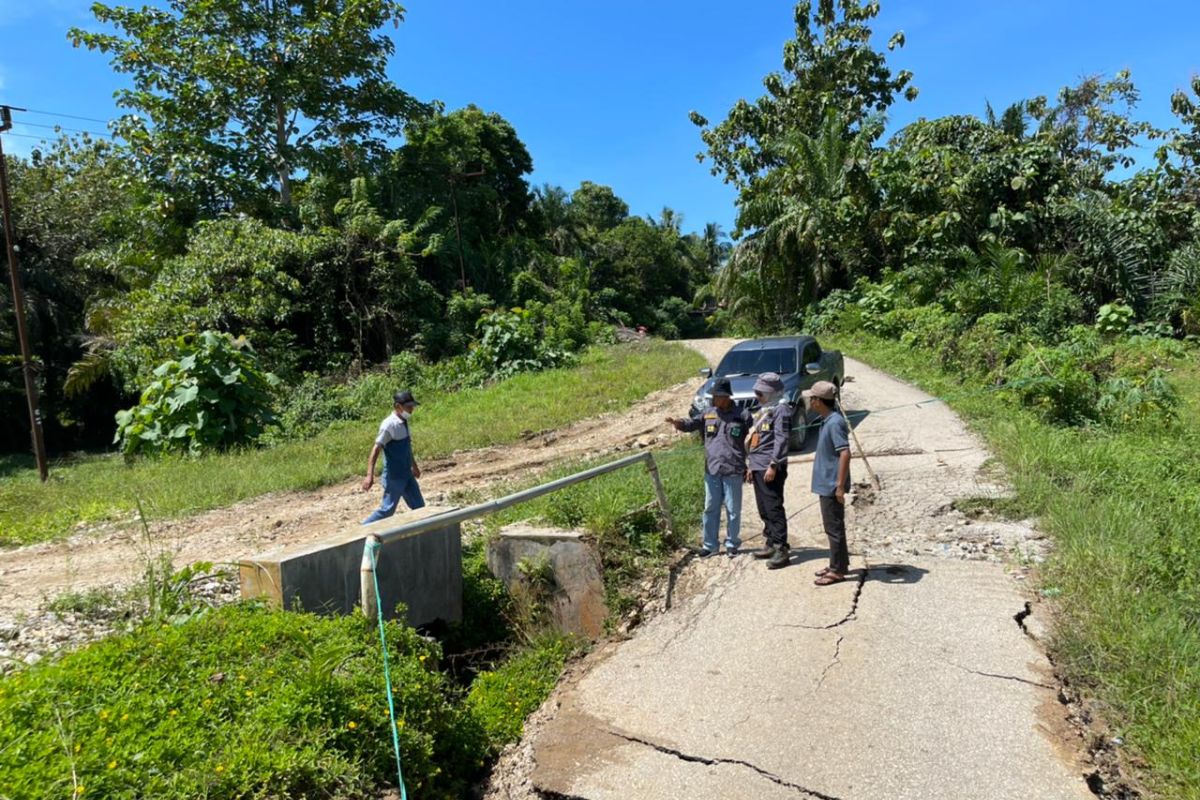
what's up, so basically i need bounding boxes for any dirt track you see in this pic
[0,339,737,621]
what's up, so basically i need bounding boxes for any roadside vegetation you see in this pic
[826,331,1199,798]
[0,341,703,546]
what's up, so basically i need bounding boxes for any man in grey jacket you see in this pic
[747,372,793,569]
[666,377,752,557]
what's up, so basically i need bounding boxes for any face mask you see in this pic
[399,410,412,421]
[758,391,780,407]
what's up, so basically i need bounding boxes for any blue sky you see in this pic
[1,1,1198,235]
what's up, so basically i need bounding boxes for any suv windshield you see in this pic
[716,347,796,377]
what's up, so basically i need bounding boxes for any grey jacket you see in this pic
[747,402,792,472]
[679,405,753,477]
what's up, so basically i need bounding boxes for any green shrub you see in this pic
[271,372,357,439]
[955,313,1026,382]
[465,636,575,751]
[1097,301,1135,335]
[0,605,486,800]
[471,309,574,380]
[114,332,279,458]
[1004,328,1181,427]
[388,352,425,390]
[807,288,855,333]
[856,281,899,334]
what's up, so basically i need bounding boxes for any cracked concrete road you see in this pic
[515,355,1093,800]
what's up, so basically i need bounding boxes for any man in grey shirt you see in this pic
[361,390,425,523]
[803,381,852,585]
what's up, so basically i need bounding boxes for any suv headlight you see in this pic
[692,394,707,411]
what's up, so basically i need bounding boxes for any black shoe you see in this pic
[697,548,717,559]
[726,547,739,558]
[767,545,791,570]
[752,544,777,560]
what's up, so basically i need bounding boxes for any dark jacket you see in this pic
[747,402,792,472]
[679,405,753,476]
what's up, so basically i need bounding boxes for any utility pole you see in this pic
[0,105,49,482]
[448,169,485,291]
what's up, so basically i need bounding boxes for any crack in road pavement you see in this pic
[944,660,1056,691]
[607,731,845,800]
[781,566,869,631]
[814,632,845,691]
[652,559,745,656]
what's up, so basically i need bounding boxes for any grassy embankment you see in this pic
[827,331,1200,799]
[0,341,705,547]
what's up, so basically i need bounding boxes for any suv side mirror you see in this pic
[699,367,712,378]
[805,362,822,374]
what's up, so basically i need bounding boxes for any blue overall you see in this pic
[362,426,426,524]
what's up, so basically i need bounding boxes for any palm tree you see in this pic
[719,110,879,327]
[532,184,580,257]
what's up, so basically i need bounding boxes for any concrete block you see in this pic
[487,524,607,638]
[239,505,462,627]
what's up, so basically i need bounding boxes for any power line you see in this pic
[0,132,63,141]
[19,107,114,126]
[17,121,113,138]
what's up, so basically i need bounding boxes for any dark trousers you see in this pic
[819,494,849,573]
[752,465,788,548]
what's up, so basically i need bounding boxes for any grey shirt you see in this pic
[747,402,792,472]
[679,405,753,476]
[811,412,851,496]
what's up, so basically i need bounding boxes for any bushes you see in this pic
[470,309,575,380]
[816,269,1186,429]
[114,332,279,458]
[0,605,486,800]
[1006,328,1181,427]
[465,636,577,751]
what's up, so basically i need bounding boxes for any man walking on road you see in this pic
[666,377,752,557]
[748,372,793,569]
[361,390,426,524]
[804,381,853,586]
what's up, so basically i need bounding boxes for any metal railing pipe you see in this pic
[360,451,675,618]
[374,451,663,546]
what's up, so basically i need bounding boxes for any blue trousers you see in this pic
[702,472,743,552]
[362,473,426,524]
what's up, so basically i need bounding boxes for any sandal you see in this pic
[814,572,846,586]
[814,567,833,577]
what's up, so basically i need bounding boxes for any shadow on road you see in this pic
[864,563,930,585]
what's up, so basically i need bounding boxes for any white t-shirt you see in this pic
[374,413,411,447]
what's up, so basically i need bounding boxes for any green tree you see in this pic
[1,136,171,450]
[532,184,581,257]
[569,181,629,235]
[69,0,428,212]
[386,106,535,297]
[720,111,880,327]
[690,0,915,188]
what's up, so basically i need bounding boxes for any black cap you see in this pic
[393,390,419,406]
[711,378,733,397]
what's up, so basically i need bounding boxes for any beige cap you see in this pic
[801,380,837,401]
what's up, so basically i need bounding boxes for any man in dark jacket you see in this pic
[666,377,752,557]
[747,372,793,569]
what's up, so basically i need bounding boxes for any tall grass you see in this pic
[828,332,1200,798]
[0,342,704,547]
